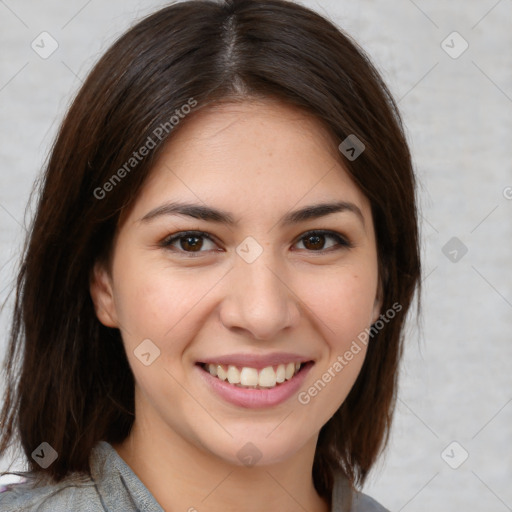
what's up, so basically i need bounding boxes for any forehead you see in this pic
[159,99,341,167]
[127,99,371,223]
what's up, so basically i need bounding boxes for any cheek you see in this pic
[296,265,378,343]
[293,267,376,421]
[111,249,223,349]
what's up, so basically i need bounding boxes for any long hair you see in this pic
[0,0,421,503]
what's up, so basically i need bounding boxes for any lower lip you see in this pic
[195,362,314,409]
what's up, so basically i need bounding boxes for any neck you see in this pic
[113,419,330,512]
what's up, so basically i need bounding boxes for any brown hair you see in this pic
[0,0,420,504]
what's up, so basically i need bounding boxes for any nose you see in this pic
[219,248,301,340]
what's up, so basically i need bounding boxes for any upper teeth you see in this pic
[205,362,302,388]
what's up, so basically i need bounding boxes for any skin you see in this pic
[90,99,382,512]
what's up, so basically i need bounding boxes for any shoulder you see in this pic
[331,469,389,512]
[0,441,163,512]
[351,491,389,512]
[0,473,100,512]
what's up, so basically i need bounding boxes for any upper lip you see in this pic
[197,352,314,370]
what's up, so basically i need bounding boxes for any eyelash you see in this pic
[159,230,352,257]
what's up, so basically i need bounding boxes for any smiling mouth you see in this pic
[197,361,313,389]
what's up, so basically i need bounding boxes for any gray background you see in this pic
[1,1,511,510]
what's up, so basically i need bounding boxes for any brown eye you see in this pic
[180,235,204,252]
[302,233,325,250]
[161,231,218,254]
[295,230,351,252]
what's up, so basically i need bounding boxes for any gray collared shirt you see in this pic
[0,441,388,511]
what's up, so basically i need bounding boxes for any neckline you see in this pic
[91,440,353,512]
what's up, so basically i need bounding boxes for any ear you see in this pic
[89,261,119,328]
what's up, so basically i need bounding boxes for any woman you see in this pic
[0,0,420,510]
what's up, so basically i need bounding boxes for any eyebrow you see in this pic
[139,200,365,227]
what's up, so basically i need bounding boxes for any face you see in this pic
[91,100,382,467]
